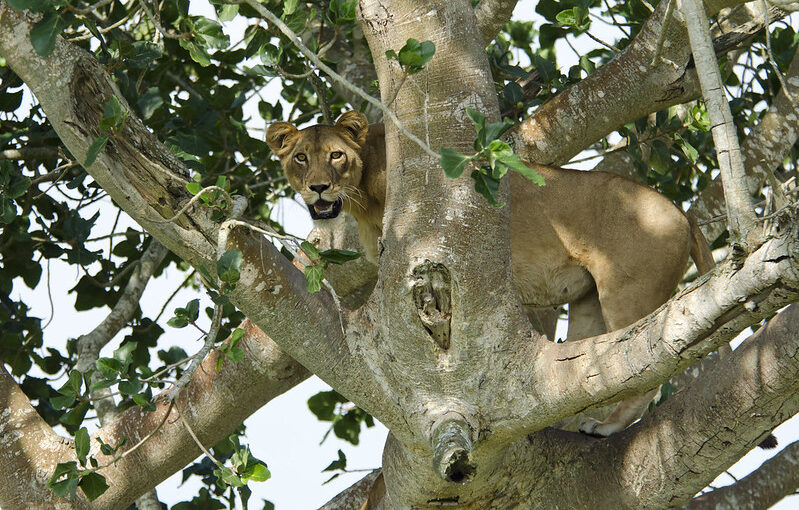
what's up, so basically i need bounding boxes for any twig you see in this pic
[236,0,440,161]
[167,303,223,400]
[760,0,796,104]
[309,68,333,124]
[177,405,224,467]
[93,400,175,471]
[151,186,232,224]
[651,0,675,66]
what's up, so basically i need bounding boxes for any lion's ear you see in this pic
[266,122,299,157]
[335,111,369,146]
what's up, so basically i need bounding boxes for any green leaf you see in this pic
[328,0,356,23]
[440,147,473,179]
[185,298,200,321]
[215,466,245,488]
[75,427,90,466]
[244,463,271,482]
[322,449,347,472]
[284,0,299,15]
[58,370,83,397]
[333,412,362,445]
[48,462,79,498]
[0,196,16,224]
[7,174,31,199]
[167,316,189,328]
[555,8,577,26]
[118,379,143,395]
[217,249,243,284]
[137,87,163,120]
[300,241,320,261]
[50,394,76,409]
[304,264,324,293]
[675,133,699,163]
[649,139,671,175]
[59,400,91,426]
[78,472,109,501]
[89,379,118,391]
[85,135,108,167]
[494,153,546,186]
[0,90,24,110]
[99,96,126,130]
[223,347,244,363]
[396,38,435,74]
[30,11,65,57]
[308,390,347,421]
[482,118,515,143]
[180,39,211,67]
[464,108,486,132]
[471,169,504,208]
[230,328,244,346]
[186,181,202,195]
[7,0,49,10]
[319,249,361,265]
[217,4,239,21]
[49,461,77,484]
[127,41,163,68]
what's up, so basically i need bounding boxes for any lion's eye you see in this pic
[330,151,343,160]
[294,153,307,162]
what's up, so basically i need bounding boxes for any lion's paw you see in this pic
[578,417,624,438]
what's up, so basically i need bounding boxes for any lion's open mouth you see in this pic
[307,198,343,220]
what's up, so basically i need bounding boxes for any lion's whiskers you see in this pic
[342,185,366,211]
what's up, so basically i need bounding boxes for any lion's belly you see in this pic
[512,255,594,308]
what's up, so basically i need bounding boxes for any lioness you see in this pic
[266,111,714,437]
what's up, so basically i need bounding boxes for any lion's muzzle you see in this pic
[308,198,343,219]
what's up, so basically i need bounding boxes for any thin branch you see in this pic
[177,405,225,467]
[680,0,759,248]
[167,302,223,400]
[651,0,675,66]
[0,147,59,160]
[760,0,796,104]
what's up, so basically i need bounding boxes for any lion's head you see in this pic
[266,111,369,221]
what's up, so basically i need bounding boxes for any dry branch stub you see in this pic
[431,414,476,484]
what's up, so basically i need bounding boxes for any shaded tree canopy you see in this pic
[1,0,799,508]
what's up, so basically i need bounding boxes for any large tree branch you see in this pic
[684,439,799,509]
[508,0,749,165]
[379,303,799,509]
[0,320,309,509]
[603,303,799,508]
[482,224,799,439]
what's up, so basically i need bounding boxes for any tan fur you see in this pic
[266,111,386,261]
[268,112,713,439]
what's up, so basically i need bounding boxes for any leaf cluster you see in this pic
[440,108,544,207]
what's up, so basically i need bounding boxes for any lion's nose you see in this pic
[309,184,330,194]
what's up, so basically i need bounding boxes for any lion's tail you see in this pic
[687,214,715,275]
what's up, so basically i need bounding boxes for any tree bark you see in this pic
[684,439,799,510]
